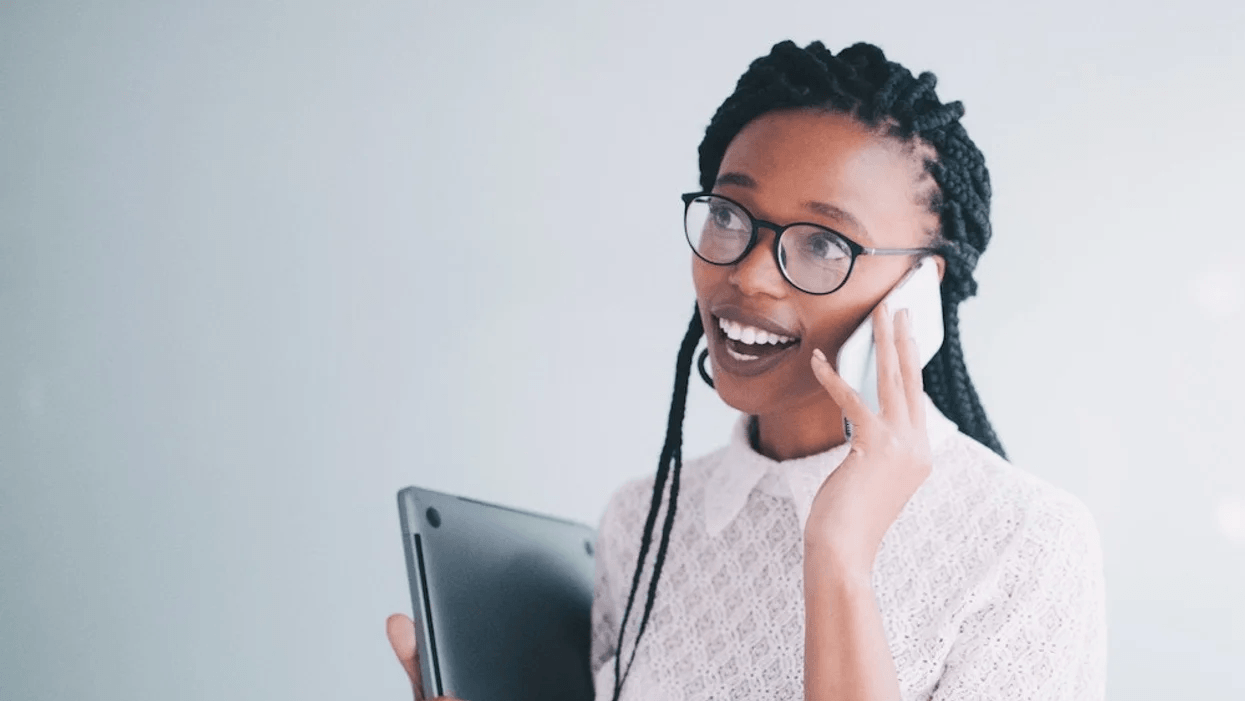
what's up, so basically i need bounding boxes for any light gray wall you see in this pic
[2,0,1243,699]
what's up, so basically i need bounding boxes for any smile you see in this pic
[718,317,797,346]
[712,314,801,370]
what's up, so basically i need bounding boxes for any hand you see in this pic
[806,304,934,577]
[386,613,464,701]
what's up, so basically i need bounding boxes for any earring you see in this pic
[697,348,714,389]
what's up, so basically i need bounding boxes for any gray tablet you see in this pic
[397,486,597,701]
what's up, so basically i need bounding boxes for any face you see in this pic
[693,108,942,421]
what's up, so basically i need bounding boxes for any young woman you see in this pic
[388,40,1106,701]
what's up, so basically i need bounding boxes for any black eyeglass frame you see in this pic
[682,191,940,295]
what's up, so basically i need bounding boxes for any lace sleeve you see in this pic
[590,526,619,685]
[931,492,1107,700]
[591,483,636,695]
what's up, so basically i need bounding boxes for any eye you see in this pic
[803,230,849,261]
[707,202,748,232]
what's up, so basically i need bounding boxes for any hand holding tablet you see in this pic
[386,613,460,701]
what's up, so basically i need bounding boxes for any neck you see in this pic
[752,394,848,462]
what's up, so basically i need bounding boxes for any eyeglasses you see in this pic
[682,192,938,295]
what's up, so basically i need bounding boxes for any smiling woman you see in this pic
[692,110,949,459]
[7,1,1245,699]
[389,40,1105,701]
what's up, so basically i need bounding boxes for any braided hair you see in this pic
[611,40,1005,699]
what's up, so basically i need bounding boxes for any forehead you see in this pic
[715,109,936,246]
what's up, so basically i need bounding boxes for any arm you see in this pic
[803,547,902,701]
[806,307,1107,701]
[804,496,1107,701]
[589,486,631,698]
[804,305,932,701]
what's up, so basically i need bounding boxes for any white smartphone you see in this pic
[834,256,944,419]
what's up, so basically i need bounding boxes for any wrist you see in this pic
[803,537,875,586]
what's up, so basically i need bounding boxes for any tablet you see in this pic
[397,486,597,701]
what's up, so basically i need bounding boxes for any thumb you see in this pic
[386,613,422,695]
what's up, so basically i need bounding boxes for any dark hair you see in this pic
[611,40,1005,699]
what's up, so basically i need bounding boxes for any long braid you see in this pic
[614,41,1009,695]
[611,307,702,700]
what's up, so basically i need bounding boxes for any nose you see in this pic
[727,226,788,298]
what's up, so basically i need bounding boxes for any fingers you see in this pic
[810,348,875,432]
[812,303,928,442]
[387,613,423,699]
[893,309,928,435]
[871,303,906,424]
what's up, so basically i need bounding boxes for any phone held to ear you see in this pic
[834,256,944,427]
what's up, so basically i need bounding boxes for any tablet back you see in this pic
[398,486,597,701]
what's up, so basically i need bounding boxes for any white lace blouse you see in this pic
[590,396,1107,700]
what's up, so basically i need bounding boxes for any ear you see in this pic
[932,254,946,282]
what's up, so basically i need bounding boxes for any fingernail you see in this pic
[812,348,827,364]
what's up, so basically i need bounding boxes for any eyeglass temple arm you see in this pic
[858,246,940,256]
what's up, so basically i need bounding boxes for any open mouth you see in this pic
[715,316,800,361]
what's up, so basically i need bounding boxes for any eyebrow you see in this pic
[714,171,870,241]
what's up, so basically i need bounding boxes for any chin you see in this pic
[709,368,789,417]
[709,354,836,423]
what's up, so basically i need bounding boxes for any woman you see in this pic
[388,40,1106,700]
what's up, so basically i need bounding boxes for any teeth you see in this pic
[727,348,759,361]
[717,317,795,345]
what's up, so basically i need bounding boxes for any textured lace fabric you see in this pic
[591,397,1107,700]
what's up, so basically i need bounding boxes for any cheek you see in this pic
[690,256,722,298]
[801,296,878,360]
[806,259,918,354]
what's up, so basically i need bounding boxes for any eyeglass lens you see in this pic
[684,194,852,294]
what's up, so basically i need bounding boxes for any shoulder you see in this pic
[923,430,1103,577]
[934,429,1098,530]
[922,434,1108,697]
[917,436,1108,699]
[597,446,728,540]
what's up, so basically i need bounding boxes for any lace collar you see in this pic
[702,394,961,538]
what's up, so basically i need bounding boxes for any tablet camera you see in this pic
[425,507,441,528]
[584,539,594,556]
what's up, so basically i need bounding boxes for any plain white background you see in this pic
[2,0,1243,699]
